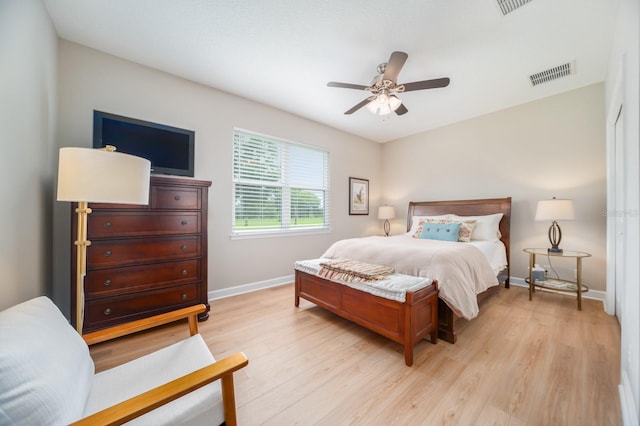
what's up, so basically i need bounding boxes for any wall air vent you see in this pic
[529,62,573,86]
[497,0,533,15]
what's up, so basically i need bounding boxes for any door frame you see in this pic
[605,66,624,316]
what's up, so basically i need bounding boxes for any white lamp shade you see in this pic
[57,147,151,204]
[378,205,396,220]
[535,198,575,221]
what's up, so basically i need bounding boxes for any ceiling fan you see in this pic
[327,51,450,116]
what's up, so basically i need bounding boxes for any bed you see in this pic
[295,197,511,351]
[404,197,511,343]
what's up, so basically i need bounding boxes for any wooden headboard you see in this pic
[407,197,512,279]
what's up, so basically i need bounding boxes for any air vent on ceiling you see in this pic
[529,62,573,86]
[497,0,533,15]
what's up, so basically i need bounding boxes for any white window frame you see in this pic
[231,128,331,239]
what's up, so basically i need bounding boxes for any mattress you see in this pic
[294,258,433,303]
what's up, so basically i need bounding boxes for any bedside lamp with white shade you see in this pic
[378,205,396,237]
[57,146,151,333]
[535,197,575,253]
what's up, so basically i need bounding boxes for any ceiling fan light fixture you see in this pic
[366,94,402,116]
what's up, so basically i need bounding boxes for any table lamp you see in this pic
[535,197,575,253]
[378,205,396,237]
[57,146,150,333]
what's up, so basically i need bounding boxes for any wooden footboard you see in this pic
[294,270,438,366]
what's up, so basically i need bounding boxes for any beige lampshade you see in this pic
[535,198,575,221]
[378,205,396,220]
[57,147,151,204]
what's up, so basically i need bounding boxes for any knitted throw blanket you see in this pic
[318,258,395,283]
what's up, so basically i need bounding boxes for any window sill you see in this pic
[230,227,331,240]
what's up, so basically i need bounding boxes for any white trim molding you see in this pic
[620,371,639,426]
[208,275,294,301]
[209,274,607,306]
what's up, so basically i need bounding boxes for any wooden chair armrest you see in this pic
[82,304,207,346]
[70,352,249,426]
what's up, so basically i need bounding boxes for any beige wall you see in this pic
[0,0,58,310]
[53,41,382,316]
[382,84,607,291]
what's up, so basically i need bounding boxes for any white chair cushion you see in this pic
[0,296,94,425]
[83,334,224,425]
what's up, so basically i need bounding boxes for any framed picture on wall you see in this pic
[349,177,369,215]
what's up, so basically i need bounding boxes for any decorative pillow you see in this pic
[455,219,477,242]
[409,215,451,236]
[0,297,94,425]
[450,213,503,241]
[419,222,461,242]
[413,218,476,242]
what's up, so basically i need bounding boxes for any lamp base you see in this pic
[383,219,390,237]
[547,221,563,254]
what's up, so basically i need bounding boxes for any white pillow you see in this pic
[0,297,94,425]
[408,214,451,235]
[450,213,503,241]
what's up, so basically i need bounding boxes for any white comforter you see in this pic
[321,235,499,320]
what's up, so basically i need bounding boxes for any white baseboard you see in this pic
[619,371,639,426]
[208,275,608,308]
[208,275,293,301]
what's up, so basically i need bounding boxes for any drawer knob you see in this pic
[104,250,112,257]
[174,195,181,201]
[181,220,188,226]
[104,279,111,286]
[104,308,112,316]
[181,269,188,275]
[104,221,111,228]
[181,245,187,251]
[181,293,187,300]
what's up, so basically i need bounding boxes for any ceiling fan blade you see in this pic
[344,98,372,115]
[382,51,408,83]
[395,103,408,116]
[327,81,369,90]
[401,77,450,92]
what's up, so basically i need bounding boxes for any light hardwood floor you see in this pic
[90,284,621,425]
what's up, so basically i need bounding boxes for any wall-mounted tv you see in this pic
[93,110,195,177]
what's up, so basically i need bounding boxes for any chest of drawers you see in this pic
[71,176,212,333]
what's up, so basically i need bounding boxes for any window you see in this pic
[232,129,330,237]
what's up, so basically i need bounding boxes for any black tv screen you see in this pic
[93,110,195,177]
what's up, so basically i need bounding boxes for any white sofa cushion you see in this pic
[83,334,224,425]
[0,296,94,425]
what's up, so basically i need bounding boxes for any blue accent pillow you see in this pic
[420,222,461,242]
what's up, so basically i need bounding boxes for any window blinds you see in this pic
[232,129,330,235]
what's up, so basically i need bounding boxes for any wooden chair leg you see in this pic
[221,375,238,426]
[188,314,198,336]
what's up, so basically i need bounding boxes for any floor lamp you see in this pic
[57,146,150,333]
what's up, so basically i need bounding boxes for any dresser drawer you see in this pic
[87,236,200,268]
[88,212,200,238]
[83,284,200,330]
[151,185,201,210]
[85,259,200,297]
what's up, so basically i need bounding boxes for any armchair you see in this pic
[0,297,248,425]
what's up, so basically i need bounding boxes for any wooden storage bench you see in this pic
[294,268,438,366]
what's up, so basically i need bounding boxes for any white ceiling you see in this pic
[43,0,618,143]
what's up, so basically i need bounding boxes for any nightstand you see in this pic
[523,248,591,310]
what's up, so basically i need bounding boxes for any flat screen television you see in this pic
[93,110,195,177]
